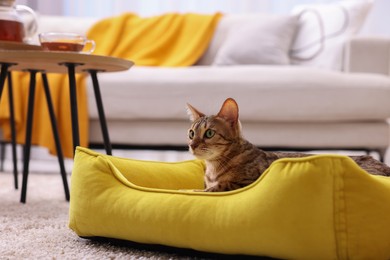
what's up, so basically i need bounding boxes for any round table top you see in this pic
[0,49,134,73]
[0,41,43,51]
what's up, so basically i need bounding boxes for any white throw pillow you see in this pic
[290,0,374,71]
[213,14,299,66]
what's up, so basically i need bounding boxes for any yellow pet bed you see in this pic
[69,147,390,259]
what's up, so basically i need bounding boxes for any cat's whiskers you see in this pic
[216,158,233,173]
[209,153,234,173]
[192,146,213,159]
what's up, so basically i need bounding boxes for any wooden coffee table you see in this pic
[0,48,133,203]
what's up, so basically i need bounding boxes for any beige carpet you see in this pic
[0,171,214,259]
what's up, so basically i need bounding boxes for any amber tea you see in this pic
[0,19,25,42]
[41,42,84,52]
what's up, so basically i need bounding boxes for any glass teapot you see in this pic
[0,0,37,42]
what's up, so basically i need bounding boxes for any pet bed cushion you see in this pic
[69,147,390,259]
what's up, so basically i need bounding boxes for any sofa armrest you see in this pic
[344,36,390,76]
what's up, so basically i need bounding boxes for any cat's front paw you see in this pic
[178,189,204,192]
[204,186,221,192]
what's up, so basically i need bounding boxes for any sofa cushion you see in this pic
[87,66,390,123]
[290,0,373,71]
[212,14,299,66]
[197,14,297,66]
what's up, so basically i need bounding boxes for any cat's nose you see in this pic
[190,142,199,150]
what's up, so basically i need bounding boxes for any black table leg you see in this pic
[0,63,19,190]
[0,64,7,175]
[41,73,70,201]
[88,70,112,155]
[0,142,5,171]
[20,70,37,203]
[63,63,80,155]
[7,72,19,189]
[0,63,10,98]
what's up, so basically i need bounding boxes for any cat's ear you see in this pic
[186,103,205,122]
[217,98,239,126]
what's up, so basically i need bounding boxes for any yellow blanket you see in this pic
[0,12,221,158]
[88,12,222,66]
[0,73,88,158]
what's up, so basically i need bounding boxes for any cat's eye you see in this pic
[188,129,195,140]
[204,129,215,139]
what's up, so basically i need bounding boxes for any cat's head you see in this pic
[186,98,242,160]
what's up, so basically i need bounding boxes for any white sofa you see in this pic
[35,1,390,160]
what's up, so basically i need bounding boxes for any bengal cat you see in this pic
[187,98,390,192]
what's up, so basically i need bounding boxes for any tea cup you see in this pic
[39,32,95,54]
